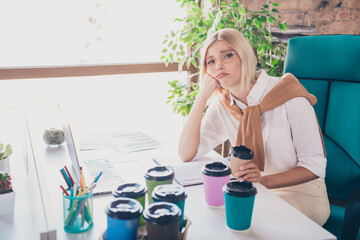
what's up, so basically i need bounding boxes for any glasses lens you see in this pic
[206,51,236,70]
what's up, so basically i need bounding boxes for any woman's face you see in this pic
[205,40,242,90]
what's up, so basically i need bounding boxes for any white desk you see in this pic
[0,103,336,240]
[1,139,336,239]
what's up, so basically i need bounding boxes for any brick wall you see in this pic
[243,0,360,35]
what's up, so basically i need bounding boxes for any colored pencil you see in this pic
[60,185,70,196]
[64,166,74,185]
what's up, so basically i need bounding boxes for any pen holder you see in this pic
[63,192,94,233]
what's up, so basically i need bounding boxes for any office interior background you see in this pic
[0,0,359,145]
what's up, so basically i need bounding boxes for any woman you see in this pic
[179,28,330,225]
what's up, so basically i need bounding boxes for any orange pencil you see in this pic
[80,167,86,190]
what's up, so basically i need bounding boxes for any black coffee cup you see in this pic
[152,184,187,230]
[143,202,181,240]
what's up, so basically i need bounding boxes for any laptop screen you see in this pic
[62,121,81,183]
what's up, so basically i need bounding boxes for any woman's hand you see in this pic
[198,73,219,100]
[233,162,262,183]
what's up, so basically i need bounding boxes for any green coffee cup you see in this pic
[144,166,174,204]
[112,183,147,226]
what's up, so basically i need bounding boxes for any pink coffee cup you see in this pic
[202,162,231,207]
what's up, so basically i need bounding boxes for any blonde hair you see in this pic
[200,28,257,91]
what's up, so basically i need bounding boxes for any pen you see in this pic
[89,171,102,188]
[60,169,72,188]
[60,185,70,196]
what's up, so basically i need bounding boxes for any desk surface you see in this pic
[1,140,336,240]
[0,102,336,240]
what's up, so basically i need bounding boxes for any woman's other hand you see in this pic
[198,73,219,100]
[233,162,262,183]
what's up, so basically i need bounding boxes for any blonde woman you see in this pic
[179,28,330,225]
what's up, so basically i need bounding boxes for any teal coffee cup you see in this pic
[152,184,187,230]
[223,181,257,231]
[112,183,147,226]
[144,166,174,204]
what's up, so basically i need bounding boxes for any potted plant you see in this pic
[0,171,15,215]
[162,0,288,116]
[0,143,12,173]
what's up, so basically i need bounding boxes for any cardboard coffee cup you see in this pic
[105,197,143,240]
[223,181,257,231]
[202,161,231,207]
[144,166,174,204]
[143,202,181,240]
[152,184,187,230]
[112,183,147,226]
[230,145,254,175]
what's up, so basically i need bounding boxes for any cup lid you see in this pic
[152,184,187,203]
[105,197,143,220]
[144,166,174,181]
[202,161,231,177]
[112,183,147,198]
[231,145,254,160]
[223,181,257,197]
[143,202,181,224]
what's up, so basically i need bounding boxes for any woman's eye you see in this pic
[225,53,234,59]
[207,60,215,65]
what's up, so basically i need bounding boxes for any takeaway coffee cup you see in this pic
[152,184,187,230]
[112,183,147,226]
[144,166,174,204]
[143,202,181,240]
[223,181,257,231]
[105,197,143,240]
[202,161,231,207]
[230,145,254,175]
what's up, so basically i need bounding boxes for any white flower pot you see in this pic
[0,157,10,174]
[0,191,15,216]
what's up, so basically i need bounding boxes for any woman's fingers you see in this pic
[233,162,262,183]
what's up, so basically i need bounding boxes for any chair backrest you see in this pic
[284,35,360,201]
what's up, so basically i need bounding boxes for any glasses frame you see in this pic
[204,51,238,70]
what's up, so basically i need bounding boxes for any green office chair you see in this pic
[283,34,360,240]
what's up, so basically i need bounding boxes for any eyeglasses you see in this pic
[205,51,238,70]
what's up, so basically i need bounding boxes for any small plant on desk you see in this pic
[0,143,12,173]
[0,171,15,215]
[0,171,12,194]
[0,143,12,160]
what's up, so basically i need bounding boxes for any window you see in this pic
[0,0,186,66]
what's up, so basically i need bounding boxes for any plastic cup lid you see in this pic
[223,180,257,197]
[202,161,231,177]
[152,184,187,203]
[112,183,147,199]
[231,145,254,160]
[144,166,174,181]
[105,197,143,220]
[143,202,181,224]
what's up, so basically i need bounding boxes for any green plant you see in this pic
[163,0,288,116]
[0,144,12,160]
[0,171,12,194]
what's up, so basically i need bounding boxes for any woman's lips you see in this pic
[216,73,229,79]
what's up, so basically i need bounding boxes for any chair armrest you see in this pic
[342,185,360,240]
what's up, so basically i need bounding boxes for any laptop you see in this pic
[63,122,127,195]
[62,120,161,195]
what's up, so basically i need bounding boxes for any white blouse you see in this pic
[195,70,326,178]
